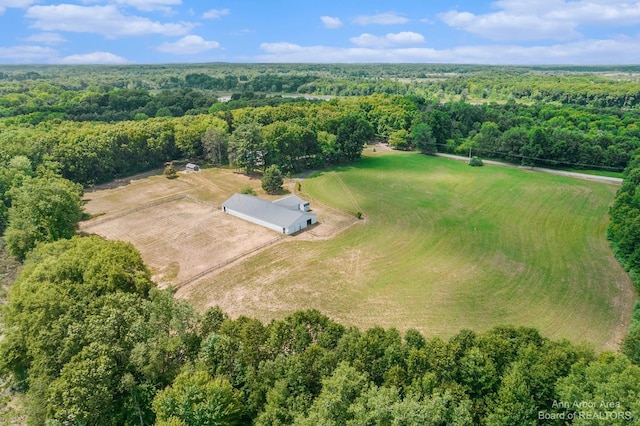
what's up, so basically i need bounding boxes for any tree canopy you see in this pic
[261,164,284,194]
[4,174,83,259]
[0,233,638,424]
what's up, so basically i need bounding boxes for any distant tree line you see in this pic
[208,92,318,113]
[1,236,639,424]
[185,72,318,93]
[4,65,640,126]
[426,100,639,170]
[295,72,640,108]
[2,92,639,194]
[0,101,373,187]
[0,85,219,123]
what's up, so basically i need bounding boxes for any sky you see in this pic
[2,0,640,65]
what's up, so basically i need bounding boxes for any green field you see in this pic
[184,150,635,351]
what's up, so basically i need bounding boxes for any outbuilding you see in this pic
[185,163,200,172]
[222,193,317,235]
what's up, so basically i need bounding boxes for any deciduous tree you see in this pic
[261,165,283,194]
[152,370,244,426]
[202,127,229,166]
[4,174,83,259]
[412,122,437,154]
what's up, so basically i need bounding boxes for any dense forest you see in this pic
[2,236,640,424]
[1,64,640,424]
[3,63,640,110]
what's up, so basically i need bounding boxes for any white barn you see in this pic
[222,194,317,235]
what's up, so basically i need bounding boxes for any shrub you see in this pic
[163,164,178,179]
[240,186,256,195]
[469,156,484,167]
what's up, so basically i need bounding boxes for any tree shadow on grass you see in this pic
[265,187,291,196]
[84,168,164,192]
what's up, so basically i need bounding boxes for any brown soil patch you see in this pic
[80,168,356,287]
[82,197,280,284]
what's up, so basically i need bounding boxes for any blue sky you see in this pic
[2,0,640,64]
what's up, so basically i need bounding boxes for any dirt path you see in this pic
[435,153,623,185]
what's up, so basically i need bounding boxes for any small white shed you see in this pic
[185,163,200,172]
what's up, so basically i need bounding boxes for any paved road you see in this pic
[435,153,623,185]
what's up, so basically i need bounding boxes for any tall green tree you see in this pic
[0,155,34,232]
[228,123,263,174]
[3,174,83,259]
[412,122,437,154]
[556,352,640,425]
[152,370,244,426]
[261,165,283,194]
[202,127,229,166]
[388,129,410,150]
[0,236,201,425]
[522,127,550,166]
[294,362,369,425]
[335,113,373,162]
[485,361,537,426]
[473,122,502,157]
[427,110,452,147]
[499,127,528,163]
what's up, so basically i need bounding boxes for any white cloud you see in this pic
[491,0,565,14]
[546,1,640,25]
[259,42,303,54]
[350,31,424,48]
[349,34,383,47]
[79,0,181,12]
[440,0,640,41]
[386,31,425,44]
[258,42,439,62]
[0,45,58,62]
[440,9,578,41]
[22,32,67,45]
[26,4,195,37]
[320,16,343,29]
[203,8,229,19]
[111,0,182,12]
[230,28,253,35]
[256,35,640,64]
[0,0,35,15]
[353,12,409,25]
[156,35,220,54]
[61,51,129,64]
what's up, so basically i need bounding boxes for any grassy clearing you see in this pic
[184,151,635,351]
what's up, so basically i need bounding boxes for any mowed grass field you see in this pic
[180,150,635,350]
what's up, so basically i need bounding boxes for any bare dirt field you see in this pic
[80,168,357,286]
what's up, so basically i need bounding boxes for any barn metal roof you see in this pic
[273,195,308,209]
[222,193,314,229]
